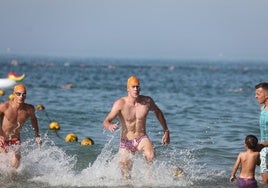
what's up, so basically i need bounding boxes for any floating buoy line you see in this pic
[35,103,94,146]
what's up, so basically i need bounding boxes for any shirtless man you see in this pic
[0,84,41,169]
[230,135,260,188]
[103,76,170,179]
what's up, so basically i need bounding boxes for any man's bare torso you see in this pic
[0,101,32,140]
[118,95,152,140]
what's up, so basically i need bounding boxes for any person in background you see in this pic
[255,82,268,184]
[103,76,170,179]
[0,84,41,170]
[230,135,260,188]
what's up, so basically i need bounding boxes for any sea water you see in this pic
[0,56,267,187]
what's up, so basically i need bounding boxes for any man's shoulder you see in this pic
[0,100,10,109]
[140,95,152,99]
[139,95,154,103]
[114,97,127,105]
[22,103,35,111]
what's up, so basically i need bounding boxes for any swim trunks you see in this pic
[120,135,148,152]
[0,138,20,150]
[237,177,257,188]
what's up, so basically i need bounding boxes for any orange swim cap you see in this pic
[127,76,140,88]
[13,84,26,93]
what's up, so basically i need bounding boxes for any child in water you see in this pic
[230,135,261,188]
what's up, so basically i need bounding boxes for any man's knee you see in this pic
[11,153,21,169]
[144,151,155,162]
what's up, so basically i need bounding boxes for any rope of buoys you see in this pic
[35,104,53,122]
[35,104,61,139]
[35,103,94,146]
[65,133,95,146]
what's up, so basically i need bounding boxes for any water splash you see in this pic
[0,132,226,187]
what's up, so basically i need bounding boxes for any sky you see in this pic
[0,0,268,60]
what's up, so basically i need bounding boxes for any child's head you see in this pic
[245,135,258,150]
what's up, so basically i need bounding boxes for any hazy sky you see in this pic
[1,0,268,60]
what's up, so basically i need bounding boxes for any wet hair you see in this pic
[255,82,268,91]
[245,135,258,150]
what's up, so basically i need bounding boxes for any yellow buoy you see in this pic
[49,121,60,130]
[0,90,5,96]
[170,167,184,178]
[36,104,45,110]
[177,172,183,177]
[8,94,14,101]
[65,133,78,142]
[81,137,94,146]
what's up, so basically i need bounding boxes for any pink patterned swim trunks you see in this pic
[120,134,148,152]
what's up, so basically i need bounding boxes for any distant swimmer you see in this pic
[61,83,73,89]
[0,84,42,170]
[103,76,170,179]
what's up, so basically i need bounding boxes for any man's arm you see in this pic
[150,98,170,145]
[29,104,42,147]
[103,99,121,132]
[29,105,39,137]
[0,102,8,137]
[257,141,268,151]
[0,101,8,115]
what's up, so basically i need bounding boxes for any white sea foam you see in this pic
[1,134,211,187]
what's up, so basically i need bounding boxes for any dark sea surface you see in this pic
[0,56,268,187]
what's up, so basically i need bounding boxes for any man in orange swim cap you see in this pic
[13,83,26,95]
[0,84,41,170]
[127,76,140,89]
[103,76,170,179]
[13,84,26,93]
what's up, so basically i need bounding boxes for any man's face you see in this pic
[128,84,140,98]
[14,89,26,104]
[255,87,268,104]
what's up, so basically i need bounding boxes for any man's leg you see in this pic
[10,146,21,169]
[138,137,155,162]
[119,149,133,179]
[138,138,155,179]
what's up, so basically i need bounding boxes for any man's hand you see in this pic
[36,136,42,149]
[108,123,119,132]
[162,130,170,146]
